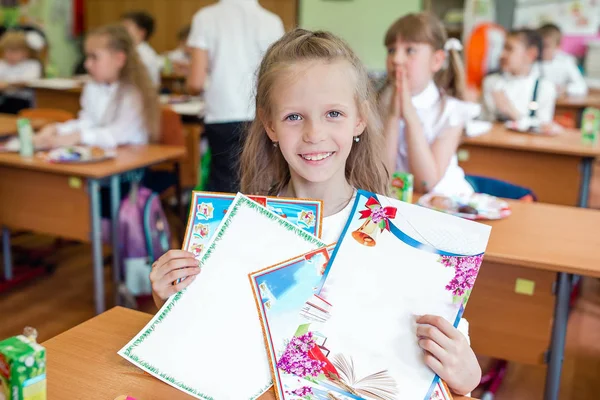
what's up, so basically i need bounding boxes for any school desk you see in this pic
[161,72,187,94]
[458,124,600,207]
[42,306,476,400]
[0,114,48,137]
[0,145,185,314]
[465,200,600,399]
[555,93,600,127]
[31,88,203,189]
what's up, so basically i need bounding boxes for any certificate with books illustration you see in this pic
[250,190,491,400]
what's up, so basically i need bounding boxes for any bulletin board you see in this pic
[514,0,599,35]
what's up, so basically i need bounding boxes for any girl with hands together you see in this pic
[381,13,477,196]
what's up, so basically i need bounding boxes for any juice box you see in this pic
[390,172,414,203]
[0,332,46,400]
[16,119,34,158]
[581,107,600,144]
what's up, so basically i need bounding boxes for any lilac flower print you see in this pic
[277,332,325,379]
[289,386,313,398]
[440,254,484,303]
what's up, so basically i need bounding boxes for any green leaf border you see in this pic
[121,195,325,399]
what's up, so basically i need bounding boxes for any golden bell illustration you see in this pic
[352,219,379,246]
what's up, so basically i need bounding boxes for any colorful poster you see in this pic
[514,0,600,36]
[255,190,491,400]
[183,192,323,260]
[119,194,327,400]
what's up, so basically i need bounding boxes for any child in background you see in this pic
[150,29,481,397]
[481,29,557,127]
[380,13,479,196]
[163,25,191,75]
[538,23,588,97]
[0,30,44,114]
[33,24,159,149]
[121,11,161,86]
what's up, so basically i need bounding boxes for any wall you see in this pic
[299,0,421,72]
[0,0,79,77]
[85,0,298,54]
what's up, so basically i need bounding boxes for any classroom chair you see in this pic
[18,108,75,123]
[144,106,185,220]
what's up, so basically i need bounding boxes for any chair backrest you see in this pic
[159,106,185,146]
[19,108,75,123]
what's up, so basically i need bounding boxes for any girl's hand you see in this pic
[416,315,481,395]
[150,250,201,307]
[390,66,418,122]
[33,124,58,149]
[539,122,563,136]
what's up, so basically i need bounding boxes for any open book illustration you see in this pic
[251,190,491,400]
[183,192,323,259]
[249,249,455,400]
[119,193,326,399]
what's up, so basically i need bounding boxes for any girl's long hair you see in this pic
[240,29,389,196]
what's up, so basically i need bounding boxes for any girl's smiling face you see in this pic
[262,60,366,189]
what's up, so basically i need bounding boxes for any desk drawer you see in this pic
[465,261,556,365]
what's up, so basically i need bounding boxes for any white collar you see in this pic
[220,0,258,3]
[503,64,541,81]
[411,81,440,109]
[90,80,120,93]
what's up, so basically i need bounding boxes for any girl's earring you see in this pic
[354,136,360,143]
[272,141,279,148]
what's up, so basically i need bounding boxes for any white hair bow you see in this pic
[444,38,463,52]
[25,31,46,51]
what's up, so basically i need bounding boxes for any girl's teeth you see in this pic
[302,152,332,161]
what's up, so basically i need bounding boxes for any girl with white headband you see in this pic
[379,12,480,196]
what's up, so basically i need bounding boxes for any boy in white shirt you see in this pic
[121,11,161,86]
[186,0,284,193]
[538,23,587,97]
[482,28,557,127]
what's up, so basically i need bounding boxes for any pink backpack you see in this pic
[114,185,171,306]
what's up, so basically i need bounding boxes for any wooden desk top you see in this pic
[461,124,600,158]
[42,307,474,400]
[0,145,185,179]
[556,93,600,109]
[483,200,600,277]
[0,114,48,137]
[161,72,186,81]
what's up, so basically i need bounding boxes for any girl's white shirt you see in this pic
[380,81,479,196]
[56,81,149,149]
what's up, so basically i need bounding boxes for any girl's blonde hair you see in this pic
[240,28,389,196]
[88,24,159,141]
[384,12,466,100]
[0,31,40,60]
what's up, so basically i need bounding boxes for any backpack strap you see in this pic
[528,78,540,118]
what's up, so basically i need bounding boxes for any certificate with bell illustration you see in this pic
[266,190,491,400]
